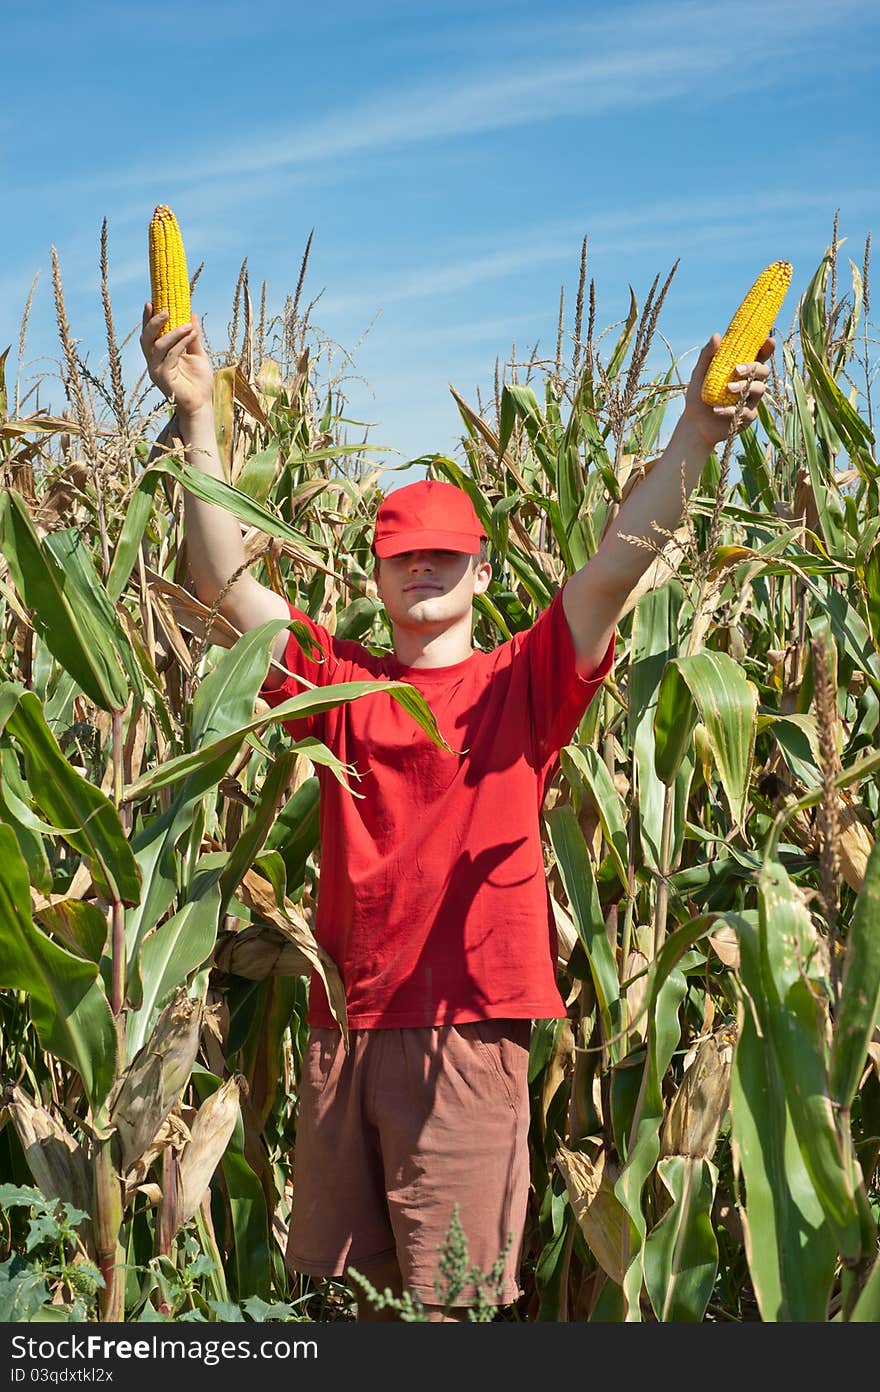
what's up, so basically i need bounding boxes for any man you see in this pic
[140,301,771,1320]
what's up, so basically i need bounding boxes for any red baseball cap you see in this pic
[371,479,486,558]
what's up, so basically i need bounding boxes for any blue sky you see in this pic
[3,0,878,481]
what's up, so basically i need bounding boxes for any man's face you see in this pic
[374,548,492,633]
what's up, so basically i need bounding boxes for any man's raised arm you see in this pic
[562,332,774,673]
[139,305,291,679]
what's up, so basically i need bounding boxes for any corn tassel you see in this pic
[148,205,191,335]
[701,260,792,406]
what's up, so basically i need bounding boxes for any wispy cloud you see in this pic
[319,187,863,317]
[17,0,876,208]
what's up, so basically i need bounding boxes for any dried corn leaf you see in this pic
[550,893,578,968]
[144,568,242,651]
[555,1143,628,1286]
[236,869,348,1047]
[541,1019,574,1131]
[708,923,740,969]
[147,585,194,674]
[838,793,874,892]
[233,367,270,428]
[619,525,690,621]
[623,948,649,1043]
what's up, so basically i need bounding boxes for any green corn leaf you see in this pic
[607,286,639,381]
[146,456,323,569]
[34,899,108,965]
[613,914,717,1319]
[556,441,590,571]
[0,490,129,711]
[499,384,557,483]
[790,369,848,559]
[233,445,281,503]
[545,804,621,1057]
[0,747,51,893]
[728,911,838,1320]
[654,649,758,830]
[643,1156,719,1323]
[43,527,143,699]
[0,825,117,1112]
[125,623,294,984]
[219,752,298,918]
[334,596,382,642]
[850,1255,880,1321]
[615,966,688,1319]
[126,885,222,1061]
[801,324,876,480]
[106,469,164,603]
[757,859,870,1261]
[3,686,140,907]
[264,776,319,898]
[124,679,449,802]
[561,744,629,892]
[190,621,293,749]
[630,582,683,869]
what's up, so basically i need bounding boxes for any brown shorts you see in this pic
[287,1019,532,1307]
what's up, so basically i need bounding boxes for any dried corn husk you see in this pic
[109,991,205,1171]
[555,1144,628,1286]
[176,1076,244,1230]
[5,1086,93,1235]
[214,922,314,979]
[123,1112,192,1201]
[660,1023,736,1160]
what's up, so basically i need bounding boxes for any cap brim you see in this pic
[373,527,484,558]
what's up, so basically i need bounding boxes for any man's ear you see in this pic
[473,560,492,594]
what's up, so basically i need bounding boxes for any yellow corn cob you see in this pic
[701,260,792,406]
[148,205,191,336]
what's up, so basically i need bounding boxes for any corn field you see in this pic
[1,217,879,1323]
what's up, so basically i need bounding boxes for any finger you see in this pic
[154,322,194,355]
[142,309,170,345]
[733,360,770,381]
[163,327,198,367]
[186,312,207,357]
[726,377,767,397]
[697,333,722,369]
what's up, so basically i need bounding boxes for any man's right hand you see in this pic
[140,304,214,419]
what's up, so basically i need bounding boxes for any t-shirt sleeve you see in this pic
[257,602,340,739]
[515,580,615,765]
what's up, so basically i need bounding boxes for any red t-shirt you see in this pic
[258,583,614,1030]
